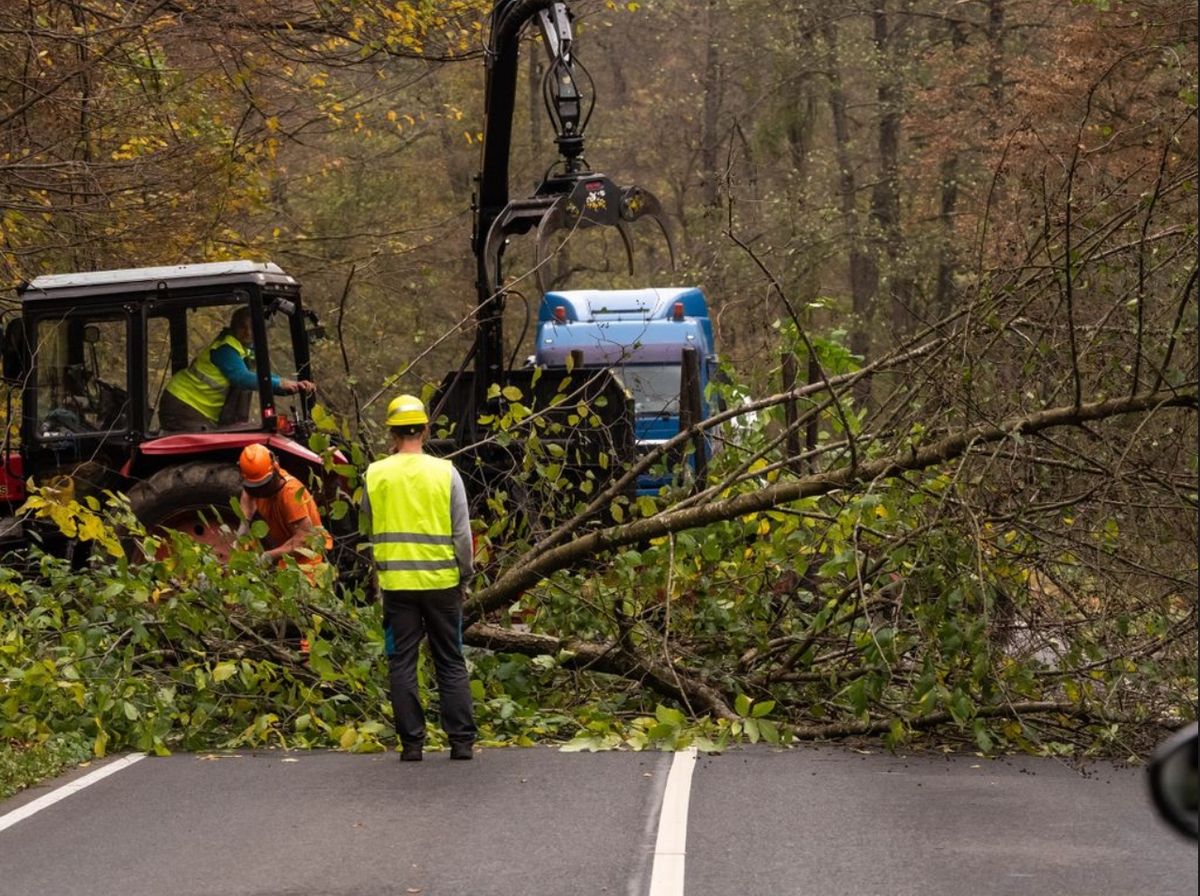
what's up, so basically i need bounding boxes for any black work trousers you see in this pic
[382,585,476,748]
[157,390,214,432]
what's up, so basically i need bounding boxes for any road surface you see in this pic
[1,744,1194,896]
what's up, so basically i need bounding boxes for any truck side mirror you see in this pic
[303,309,326,344]
[268,297,297,318]
[2,319,29,382]
[1149,722,1198,839]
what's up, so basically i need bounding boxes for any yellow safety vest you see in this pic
[365,452,459,591]
[164,332,249,423]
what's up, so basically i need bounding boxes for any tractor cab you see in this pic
[1,261,327,552]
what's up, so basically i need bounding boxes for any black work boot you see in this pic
[449,742,474,761]
[400,743,423,762]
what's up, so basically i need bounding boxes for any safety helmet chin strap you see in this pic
[245,464,285,498]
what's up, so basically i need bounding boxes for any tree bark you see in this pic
[869,0,913,337]
[699,0,723,210]
[821,17,877,409]
[465,622,739,719]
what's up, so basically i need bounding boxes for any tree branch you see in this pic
[467,389,1197,616]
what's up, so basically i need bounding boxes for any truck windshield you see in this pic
[618,365,680,418]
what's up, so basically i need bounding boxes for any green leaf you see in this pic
[757,719,780,744]
[949,690,974,725]
[734,693,752,717]
[973,719,994,753]
[648,722,676,741]
[655,705,685,727]
[212,662,237,683]
[847,679,868,717]
[751,700,775,718]
[560,735,601,752]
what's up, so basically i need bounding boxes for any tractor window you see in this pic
[265,305,301,418]
[145,315,174,429]
[147,301,265,432]
[186,305,236,360]
[196,303,258,429]
[33,316,130,439]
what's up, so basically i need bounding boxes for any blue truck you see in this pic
[534,287,718,494]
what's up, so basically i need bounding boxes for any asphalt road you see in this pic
[0,745,1194,896]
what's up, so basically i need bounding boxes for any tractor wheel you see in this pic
[128,462,242,561]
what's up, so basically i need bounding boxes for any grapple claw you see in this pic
[617,185,676,270]
[533,200,635,294]
[482,173,675,299]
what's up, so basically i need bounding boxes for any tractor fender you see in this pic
[123,432,339,482]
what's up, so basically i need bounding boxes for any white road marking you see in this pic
[0,753,145,834]
[648,747,698,896]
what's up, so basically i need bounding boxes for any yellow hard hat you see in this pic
[386,394,429,427]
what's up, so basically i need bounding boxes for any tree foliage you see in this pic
[1,0,1196,766]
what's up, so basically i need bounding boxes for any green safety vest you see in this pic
[164,332,249,423]
[365,452,460,591]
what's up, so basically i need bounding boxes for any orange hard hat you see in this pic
[239,443,276,488]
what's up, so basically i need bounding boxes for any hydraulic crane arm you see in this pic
[470,0,674,404]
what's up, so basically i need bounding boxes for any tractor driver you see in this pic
[158,306,315,432]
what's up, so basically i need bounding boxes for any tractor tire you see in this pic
[127,462,242,561]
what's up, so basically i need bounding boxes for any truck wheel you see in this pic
[128,462,242,561]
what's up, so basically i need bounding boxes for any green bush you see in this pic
[0,733,91,800]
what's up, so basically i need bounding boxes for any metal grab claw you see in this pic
[482,173,676,297]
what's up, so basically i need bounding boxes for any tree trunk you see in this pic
[870,0,913,338]
[822,17,877,410]
[700,0,723,211]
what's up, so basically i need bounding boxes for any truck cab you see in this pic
[534,287,718,494]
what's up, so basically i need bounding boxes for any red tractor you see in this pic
[0,260,352,564]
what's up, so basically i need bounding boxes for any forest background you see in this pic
[0,0,1196,778]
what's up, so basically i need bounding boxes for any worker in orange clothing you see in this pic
[235,443,332,579]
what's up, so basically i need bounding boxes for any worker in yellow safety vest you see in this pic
[361,394,476,761]
[159,306,315,431]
